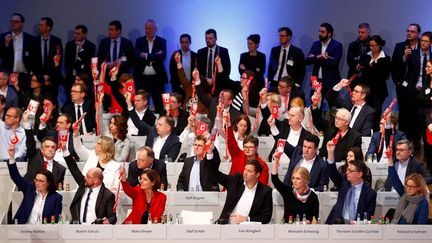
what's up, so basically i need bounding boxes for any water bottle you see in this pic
[372,153,377,163]
[167,183,171,192]
[295,214,300,224]
[356,213,361,224]
[36,214,42,224]
[147,212,152,224]
[195,185,200,192]
[164,154,169,163]
[302,214,307,225]
[363,212,368,224]
[323,185,328,192]
[175,213,180,224]
[14,219,18,224]
[168,214,173,224]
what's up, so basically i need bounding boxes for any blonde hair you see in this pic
[290,97,305,108]
[98,136,115,162]
[292,167,310,182]
[265,92,281,106]
[405,173,428,197]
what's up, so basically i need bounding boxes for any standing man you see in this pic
[134,19,168,114]
[347,23,371,80]
[169,34,197,100]
[36,17,63,97]
[0,13,37,92]
[64,25,96,93]
[196,29,231,96]
[391,23,422,146]
[306,23,343,97]
[97,20,134,77]
[268,27,305,90]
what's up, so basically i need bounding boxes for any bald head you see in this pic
[86,167,104,188]
[288,106,304,129]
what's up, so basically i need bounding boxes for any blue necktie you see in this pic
[343,186,357,220]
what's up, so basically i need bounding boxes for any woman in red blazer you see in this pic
[120,168,166,224]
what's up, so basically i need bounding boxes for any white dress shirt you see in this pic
[296,156,316,172]
[318,39,330,79]
[127,108,146,136]
[189,157,202,191]
[27,191,48,224]
[12,32,26,73]
[232,182,258,218]
[143,37,157,75]
[349,102,365,128]
[153,134,169,159]
[80,184,101,224]
[274,45,290,81]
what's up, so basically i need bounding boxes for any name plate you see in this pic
[0,162,27,175]
[166,164,175,176]
[272,190,284,206]
[116,224,166,239]
[278,163,289,176]
[168,224,220,239]
[275,224,329,239]
[376,192,400,206]
[169,192,219,205]
[330,225,383,240]
[60,225,112,239]
[259,137,274,149]
[7,225,58,240]
[318,192,338,205]
[222,224,274,239]
[385,225,432,240]
[369,163,388,176]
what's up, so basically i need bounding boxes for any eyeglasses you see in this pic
[404,184,419,189]
[352,89,363,94]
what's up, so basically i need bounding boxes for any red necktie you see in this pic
[43,161,48,170]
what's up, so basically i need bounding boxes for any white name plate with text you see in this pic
[0,162,27,175]
[330,225,382,239]
[60,225,113,239]
[166,164,175,176]
[7,225,58,240]
[116,224,166,239]
[169,192,219,205]
[318,192,338,205]
[368,163,388,176]
[222,224,274,239]
[168,224,220,239]
[385,225,432,240]
[376,192,400,206]
[275,224,329,239]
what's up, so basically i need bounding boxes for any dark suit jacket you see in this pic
[129,108,156,136]
[35,34,63,82]
[36,128,78,161]
[306,39,343,93]
[346,38,370,78]
[358,53,391,100]
[64,155,117,224]
[326,162,377,224]
[269,124,311,161]
[197,45,231,95]
[391,39,420,93]
[177,148,221,191]
[127,159,168,187]
[169,49,197,95]
[62,99,96,134]
[319,128,362,162]
[214,172,273,224]
[384,157,432,191]
[239,51,266,89]
[366,129,407,161]
[8,161,62,224]
[5,86,19,110]
[0,31,37,74]
[64,39,96,85]
[268,45,305,86]
[172,109,189,136]
[23,129,65,186]
[97,37,134,75]
[281,143,329,191]
[134,35,167,80]
[327,89,374,136]
[128,109,181,161]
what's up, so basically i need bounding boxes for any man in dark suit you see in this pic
[346,23,371,80]
[97,20,134,78]
[64,151,117,224]
[268,27,305,89]
[133,19,168,114]
[35,17,63,96]
[327,80,374,136]
[391,23,421,145]
[64,25,96,93]
[127,89,156,136]
[169,34,197,100]
[214,159,272,224]
[0,13,38,92]
[62,83,96,134]
[325,150,377,224]
[177,136,220,191]
[384,140,432,191]
[196,29,231,96]
[280,133,329,191]
[306,23,343,96]
[127,146,167,187]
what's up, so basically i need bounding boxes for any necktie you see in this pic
[344,186,357,220]
[82,188,93,223]
[43,39,48,67]
[77,105,83,134]
[278,49,287,81]
[422,53,428,87]
[207,49,213,79]
[43,161,48,171]
[112,40,118,62]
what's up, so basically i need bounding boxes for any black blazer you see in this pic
[62,99,96,134]
[196,45,231,94]
[172,109,189,136]
[384,157,432,191]
[281,143,329,191]
[268,125,311,161]
[127,159,168,187]
[346,38,370,78]
[214,172,273,224]
[23,129,65,186]
[65,155,117,224]
[97,37,134,75]
[169,49,197,95]
[35,34,63,81]
[268,45,305,87]
[391,39,420,92]
[0,31,37,74]
[326,162,377,224]
[129,108,156,136]
[177,148,221,191]
[319,128,362,162]
[134,35,167,79]
[358,53,391,99]
[36,128,78,161]
[128,109,182,161]
[64,39,96,84]
[239,51,266,89]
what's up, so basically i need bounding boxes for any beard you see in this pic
[319,34,329,42]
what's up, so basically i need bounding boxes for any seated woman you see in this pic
[101,114,130,162]
[216,113,251,150]
[387,150,429,224]
[73,124,120,190]
[7,145,62,224]
[271,151,319,222]
[120,167,166,224]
